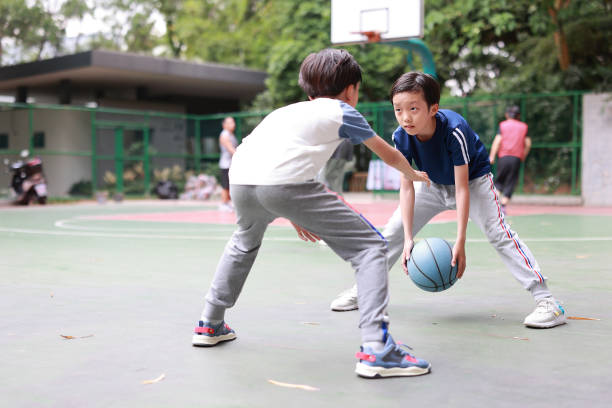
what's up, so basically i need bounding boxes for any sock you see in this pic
[530,281,552,302]
[363,341,385,353]
[200,317,223,326]
[202,301,226,325]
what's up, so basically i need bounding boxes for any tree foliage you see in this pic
[424,0,612,95]
[4,0,610,104]
[0,0,89,64]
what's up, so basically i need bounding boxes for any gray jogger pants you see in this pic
[383,173,549,296]
[204,181,389,343]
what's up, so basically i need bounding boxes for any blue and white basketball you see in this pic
[406,238,458,292]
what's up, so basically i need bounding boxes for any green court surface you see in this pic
[1,199,611,407]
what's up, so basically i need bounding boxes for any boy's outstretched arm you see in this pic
[363,135,430,185]
[399,176,416,274]
[453,164,469,278]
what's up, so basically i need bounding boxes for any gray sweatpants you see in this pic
[383,173,550,298]
[203,181,390,343]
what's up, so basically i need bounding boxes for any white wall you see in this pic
[0,109,91,197]
[582,93,612,206]
[34,110,92,197]
[0,110,29,196]
[0,106,192,197]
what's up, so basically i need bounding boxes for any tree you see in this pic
[102,0,183,56]
[0,0,89,65]
[423,0,612,95]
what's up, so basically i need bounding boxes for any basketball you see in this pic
[406,238,458,292]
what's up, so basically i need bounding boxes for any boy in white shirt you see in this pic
[193,49,432,378]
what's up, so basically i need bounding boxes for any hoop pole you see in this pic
[386,39,437,79]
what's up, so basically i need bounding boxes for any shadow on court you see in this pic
[1,199,611,407]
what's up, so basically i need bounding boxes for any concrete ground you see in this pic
[1,198,611,407]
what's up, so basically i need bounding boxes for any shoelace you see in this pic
[535,299,555,313]
[394,342,415,356]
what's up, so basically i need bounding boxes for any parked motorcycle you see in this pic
[3,150,48,205]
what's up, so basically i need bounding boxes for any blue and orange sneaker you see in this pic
[355,334,431,378]
[192,320,236,347]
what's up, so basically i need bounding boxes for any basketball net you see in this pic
[352,30,382,43]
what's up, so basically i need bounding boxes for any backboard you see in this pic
[331,0,424,45]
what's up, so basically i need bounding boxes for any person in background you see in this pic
[219,116,238,212]
[489,105,532,211]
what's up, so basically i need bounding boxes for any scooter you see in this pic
[3,150,48,205]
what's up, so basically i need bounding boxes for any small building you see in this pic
[0,50,267,197]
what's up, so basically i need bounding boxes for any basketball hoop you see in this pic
[331,1,424,45]
[352,30,382,43]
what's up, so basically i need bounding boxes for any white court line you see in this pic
[0,226,242,241]
[53,218,234,233]
[1,226,612,243]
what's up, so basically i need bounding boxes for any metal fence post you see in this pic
[144,126,150,196]
[571,93,579,194]
[518,96,527,193]
[28,105,34,152]
[114,127,124,194]
[194,119,202,173]
[91,111,97,195]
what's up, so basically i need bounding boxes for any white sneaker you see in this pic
[218,203,233,212]
[523,298,567,328]
[330,284,358,311]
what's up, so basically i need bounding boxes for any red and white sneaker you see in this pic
[192,320,236,346]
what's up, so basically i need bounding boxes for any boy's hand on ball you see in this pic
[401,240,415,274]
[452,242,466,278]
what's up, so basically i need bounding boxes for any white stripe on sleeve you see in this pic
[452,128,469,164]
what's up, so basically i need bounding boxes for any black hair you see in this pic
[298,49,362,98]
[389,72,440,108]
[506,105,520,119]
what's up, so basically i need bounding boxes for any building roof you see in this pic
[0,50,267,101]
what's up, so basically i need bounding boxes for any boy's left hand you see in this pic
[291,221,320,242]
[401,239,415,274]
[452,242,467,278]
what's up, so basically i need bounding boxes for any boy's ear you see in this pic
[429,103,439,116]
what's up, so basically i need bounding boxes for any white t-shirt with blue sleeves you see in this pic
[230,98,375,185]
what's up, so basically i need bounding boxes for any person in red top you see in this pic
[489,105,532,208]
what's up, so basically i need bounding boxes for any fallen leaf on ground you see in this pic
[268,379,319,391]
[568,316,600,321]
[60,334,94,340]
[487,334,528,341]
[300,322,320,326]
[142,374,165,385]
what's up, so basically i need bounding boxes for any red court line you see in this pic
[85,202,612,227]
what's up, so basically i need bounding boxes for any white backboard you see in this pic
[331,0,424,45]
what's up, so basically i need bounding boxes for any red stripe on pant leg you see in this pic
[486,175,543,283]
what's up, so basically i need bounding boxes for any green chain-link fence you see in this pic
[0,91,583,199]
